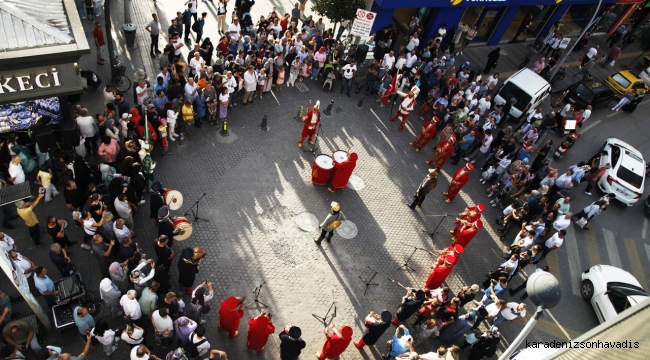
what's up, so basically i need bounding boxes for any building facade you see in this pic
[371,0,646,47]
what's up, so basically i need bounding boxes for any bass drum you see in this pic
[173,217,193,241]
[311,154,334,185]
[163,189,184,210]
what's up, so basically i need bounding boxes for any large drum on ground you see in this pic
[312,154,334,185]
[333,150,348,163]
[173,217,193,241]
[163,189,183,210]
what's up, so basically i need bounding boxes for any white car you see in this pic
[640,66,650,87]
[581,264,649,323]
[597,138,645,206]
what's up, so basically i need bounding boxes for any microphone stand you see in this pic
[396,244,434,272]
[245,281,269,308]
[302,122,323,157]
[184,193,210,223]
[421,213,449,240]
[359,267,379,295]
[312,289,336,326]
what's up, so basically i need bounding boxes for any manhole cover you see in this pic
[336,220,358,239]
[296,212,319,232]
[347,175,365,191]
[295,82,309,92]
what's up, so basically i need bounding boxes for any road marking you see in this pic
[624,237,649,291]
[584,228,601,266]
[643,217,648,239]
[645,244,650,270]
[602,228,622,268]
[545,248,561,281]
[564,227,583,297]
[579,119,601,134]
[606,111,621,118]
[269,90,280,105]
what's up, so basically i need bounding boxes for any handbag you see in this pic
[575,217,588,228]
[609,59,615,66]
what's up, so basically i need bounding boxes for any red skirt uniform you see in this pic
[246,314,275,353]
[218,297,245,338]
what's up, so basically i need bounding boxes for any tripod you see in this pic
[422,213,449,240]
[359,269,378,295]
[245,282,269,308]
[312,289,336,326]
[303,122,323,157]
[396,244,430,271]
[184,193,209,223]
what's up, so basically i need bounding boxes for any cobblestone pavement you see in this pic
[7,0,650,359]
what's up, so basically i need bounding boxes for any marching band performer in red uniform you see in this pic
[432,244,465,266]
[450,203,485,237]
[218,296,245,338]
[443,162,473,202]
[246,311,276,353]
[409,116,439,152]
[316,324,353,359]
[424,255,455,290]
[328,152,358,193]
[298,101,321,148]
[452,219,483,248]
[426,135,456,170]
[390,86,419,131]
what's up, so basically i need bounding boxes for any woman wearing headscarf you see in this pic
[218,296,245,338]
[383,325,413,359]
[73,155,92,195]
[174,316,198,345]
[246,311,275,354]
[99,277,123,318]
[200,38,214,66]
[100,164,116,191]
[316,323,353,360]
[129,163,146,204]
[483,48,500,74]
[109,261,129,293]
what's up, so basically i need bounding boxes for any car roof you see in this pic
[606,138,643,158]
[618,70,643,82]
[506,68,549,92]
[596,265,643,288]
[620,151,645,176]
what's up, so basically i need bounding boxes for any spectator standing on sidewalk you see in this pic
[195,12,207,44]
[145,13,161,57]
[217,0,229,35]
[16,194,44,247]
[182,3,194,43]
[457,24,477,55]
[93,22,106,65]
[581,45,598,67]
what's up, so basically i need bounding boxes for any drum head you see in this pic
[315,154,333,169]
[173,218,193,241]
[164,190,184,210]
[333,150,348,163]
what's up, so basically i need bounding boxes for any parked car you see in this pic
[639,66,650,87]
[581,264,649,323]
[597,138,645,206]
[494,68,551,120]
[563,81,617,110]
[604,70,648,97]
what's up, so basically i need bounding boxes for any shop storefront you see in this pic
[0,0,89,137]
[371,0,643,47]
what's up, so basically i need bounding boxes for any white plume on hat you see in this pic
[315,100,320,108]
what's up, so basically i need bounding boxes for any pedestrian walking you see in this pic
[518,44,538,69]
[408,169,439,209]
[314,202,346,245]
[583,163,610,195]
[602,46,621,67]
[483,48,500,74]
[573,200,606,231]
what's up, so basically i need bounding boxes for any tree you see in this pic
[311,0,366,33]
[105,0,116,78]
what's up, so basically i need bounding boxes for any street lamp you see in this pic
[498,271,562,360]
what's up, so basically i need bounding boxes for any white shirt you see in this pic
[189,57,203,74]
[437,27,447,38]
[228,23,241,40]
[120,295,142,320]
[514,233,534,252]
[583,108,591,122]
[527,110,543,123]
[224,76,237,93]
[187,0,197,13]
[479,134,493,153]
[121,327,144,344]
[219,92,230,105]
[173,38,183,56]
[8,163,25,184]
[136,85,150,106]
[12,253,32,278]
[114,199,132,219]
[553,216,571,231]
[342,64,356,79]
[478,98,491,115]
[184,82,198,102]
[0,235,15,253]
[130,345,149,360]
[555,173,572,188]
[546,232,564,249]
[405,53,418,67]
[586,47,598,59]
[395,57,406,70]
[382,54,395,69]
[152,311,173,332]
[156,71,171,88]
[406,37,419,51]
[103,88,116,104]
[92,328,116,345]
[421,352,446,360]
[113,224,132,243]
[243,70,257,91]
[76,116,96,137]
[501,302,526,320]
[191,332,211,356]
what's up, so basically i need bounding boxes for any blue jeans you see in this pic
[311,66,322,80]
[340,78,353,95]
[229,92,237,106]
[106,298,122,318]
[493,313,506,327]
[2,204,16,227]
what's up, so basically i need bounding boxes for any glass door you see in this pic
[475,7,503,42]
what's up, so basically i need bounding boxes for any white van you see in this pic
[494,68,551,120]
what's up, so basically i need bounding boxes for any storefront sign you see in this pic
[350,9,377,37]
[0,63,81,104]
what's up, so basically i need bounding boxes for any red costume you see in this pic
[451,203,485,237]
[424,255,455,290]
[218,297,245,338]
[437,244,464,266]
[246,313,275,353]
[410,116,439,151]
[131,108,159,142]
[390,86,419,131]
[299,102,321,147]
[426,135,456,170]
[318,325,353,360]
[328,152,358,192]
[444,163,473,202]
[452,220,483,248]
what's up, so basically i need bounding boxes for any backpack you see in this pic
[85,0,92,7]
[191,20,199,32]
[183,333,208,357]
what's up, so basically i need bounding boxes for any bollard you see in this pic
[323,100,334,116]
[295,106,304,122]
[220,120,229,136]
[357,96,364,108]
[260,115,269,130]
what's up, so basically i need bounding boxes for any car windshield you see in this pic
[575,84,595,100]
[500,82,532,111]
[612,74,631,89]
[617,151,644,189]
[607,283,649,313]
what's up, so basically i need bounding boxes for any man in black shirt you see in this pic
[115,92,131,118]
[355,60,380,95]
[166,80,184,102]
[158,292,180,320]
[64,180,85,212]
[153,235,175,272]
